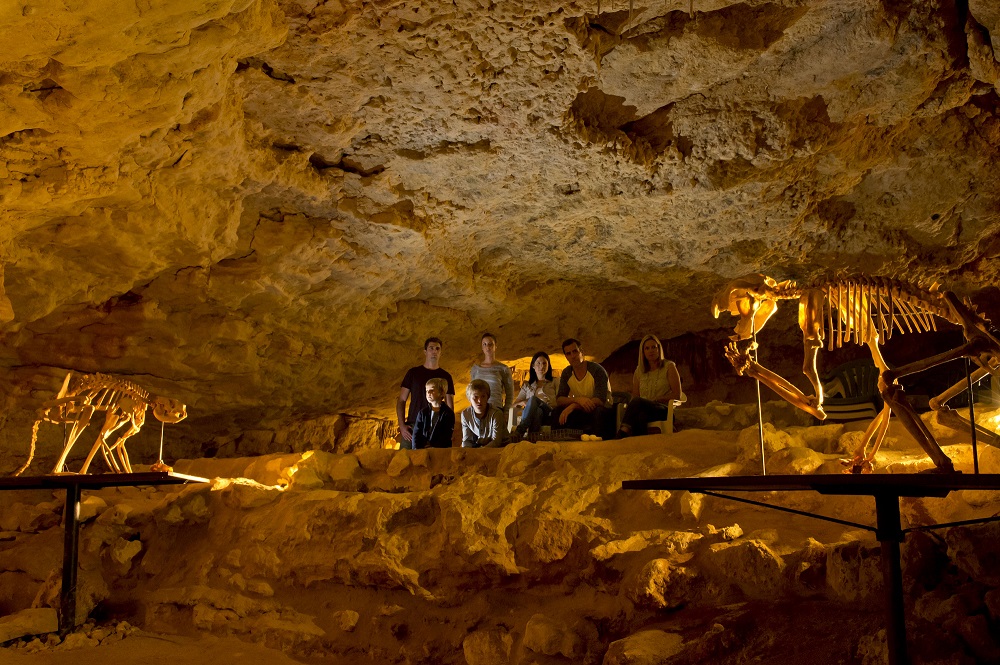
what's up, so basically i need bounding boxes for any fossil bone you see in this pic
[15,372,187,476]
[711,274,1000,473]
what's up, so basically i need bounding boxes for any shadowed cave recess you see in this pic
[2,0,1000,663]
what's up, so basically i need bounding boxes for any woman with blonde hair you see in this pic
[617,334,683,437]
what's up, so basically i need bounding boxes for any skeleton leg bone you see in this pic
[934,408,1000,447]
[107,422,142,474]
[79,412,128,474]
[880,380,954,470]
[928,366,990,409]
[875,338,1000,471]
[926,365,1000,448]
[742,361,827,420]
[843,405,892,474]
[101,443,123,474]
[51,404,96,473]
[798,288,827,403]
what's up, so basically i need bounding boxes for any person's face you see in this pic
[471,390,489,414]
[533,355,549,378]
[643,339,661,363]
[424,342,442,363]
[563,343,583,368]
[481,336,496,357]
[426,385,444,407]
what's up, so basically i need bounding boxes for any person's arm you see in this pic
[591,363,610,406]
[513,383,530,408]
[502,366,514,411]
[461,410,477,448]
[396,386,412,442]
[542,377,558,405]
[446,372,456,410]
[487,408,506,446]
[440,408,456,447]
[411,410,426,449]
[656,363,683,404]
[556,367,574,406]
[558,402,577,425]
[632,369,641,400]
[570,364,603,413]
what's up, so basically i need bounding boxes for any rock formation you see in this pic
[3,0,1000,453]
[4,4,1000,659]
[2,414,1000,663]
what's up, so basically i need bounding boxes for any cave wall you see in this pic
[3,0,1000,457]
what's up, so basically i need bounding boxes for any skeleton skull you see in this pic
[711,273,780,340]
[151,396,188,423]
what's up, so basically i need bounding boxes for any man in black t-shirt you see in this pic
[396,337,455,449]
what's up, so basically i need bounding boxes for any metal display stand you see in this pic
[621,474,1000,665]
[0,472,209,634]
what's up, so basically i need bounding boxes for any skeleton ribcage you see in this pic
[819,278,959,351]
[63,374,151,418]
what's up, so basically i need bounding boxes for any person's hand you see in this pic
[559,405,575,425]
[579,398,598,413]
[399,423,412,442]
[513,400,526,409]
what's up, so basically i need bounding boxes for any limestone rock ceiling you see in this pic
[2,0,1000,434]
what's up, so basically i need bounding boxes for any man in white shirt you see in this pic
[555,338,613,438]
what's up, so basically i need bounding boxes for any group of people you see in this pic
[395,333,683,449]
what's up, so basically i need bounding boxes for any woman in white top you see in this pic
[511,351,559,441]
[469,332,514,416]
[617,334,682,437]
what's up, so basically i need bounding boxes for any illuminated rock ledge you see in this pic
[2,417,1000,664]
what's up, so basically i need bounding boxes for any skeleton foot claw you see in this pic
[724,342,754,376]
[840,456,875,474]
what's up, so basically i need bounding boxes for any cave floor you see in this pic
[2,632,304,664]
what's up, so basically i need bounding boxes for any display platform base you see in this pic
[0,471,210,633]
[621,473,1000,665]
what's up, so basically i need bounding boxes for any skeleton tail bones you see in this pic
[14,371,187,476]
[712,273,1000,473]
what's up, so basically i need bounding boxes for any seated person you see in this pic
[555,338,614,438]
[461,379,507,448]
[411,378,456,449]
[511,351,559,441]
[618,334,683,437]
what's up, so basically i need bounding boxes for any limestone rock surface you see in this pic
[3,1,1000,458]
[0,608,57,643]
[2,425,999,664]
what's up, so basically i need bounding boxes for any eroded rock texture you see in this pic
[2,0,1000,453]
[3,424,1000,663]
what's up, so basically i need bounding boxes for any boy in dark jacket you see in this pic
[411,378,455,449]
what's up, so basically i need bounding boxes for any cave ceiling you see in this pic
[2,0,1000,430]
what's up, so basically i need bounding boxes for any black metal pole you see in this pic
[964,358,979,474]
[756,375,766,476]
[59,483,81,635]
[874,494,907,665]
[752,322,766,476]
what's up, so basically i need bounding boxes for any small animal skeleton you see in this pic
[15,372,188,476]
[712,274,1000,473]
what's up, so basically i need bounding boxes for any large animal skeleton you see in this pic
[15,372,187,476]
[712,274,1000,473]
